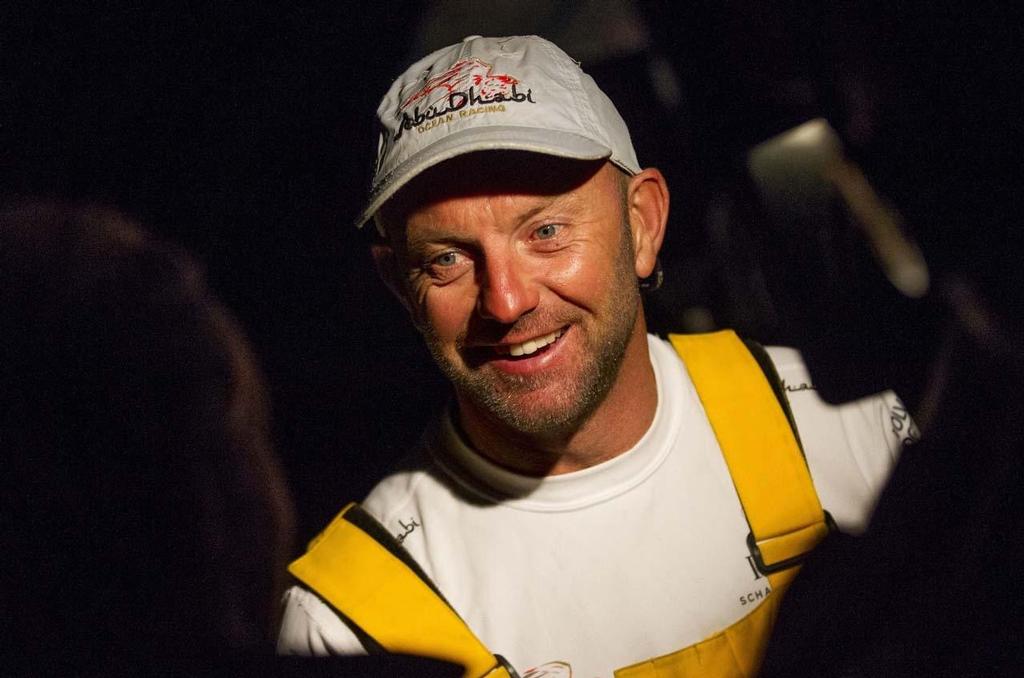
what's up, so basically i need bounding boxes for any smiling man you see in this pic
[376,152,662,477]
[277,36,910,678]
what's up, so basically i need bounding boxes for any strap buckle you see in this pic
[746,511,836,576]
[483,654,521,678]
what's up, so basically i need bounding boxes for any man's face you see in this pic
[378,154,647,440]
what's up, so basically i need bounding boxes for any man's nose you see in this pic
[476,254,539,324]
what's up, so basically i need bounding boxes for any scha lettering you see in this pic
[394,84,535,141]
[738,586,773,606]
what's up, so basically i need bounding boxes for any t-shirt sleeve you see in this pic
[765,346,918,534]
[276,585,368,657]
[276,461,431,658]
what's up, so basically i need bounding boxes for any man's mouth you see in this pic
[461,327,570,368]
[493,327,566,358]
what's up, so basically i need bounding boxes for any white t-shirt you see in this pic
[278,335,910,678]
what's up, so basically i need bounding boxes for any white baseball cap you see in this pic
[356,35,641,229]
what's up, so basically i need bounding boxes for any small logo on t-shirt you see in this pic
[395,517,421,544]
[781,379,815,393]
[523,660,572,677]
[745,555,765,580]
[890,399,920,446]
[741,555,773,606]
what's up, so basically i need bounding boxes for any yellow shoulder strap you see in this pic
[668,330,830,573]
[617,331,832,677]
[288,503,514,678]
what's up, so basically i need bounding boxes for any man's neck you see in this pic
[456,324,659,477]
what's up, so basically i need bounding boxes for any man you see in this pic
[278,35,909,677]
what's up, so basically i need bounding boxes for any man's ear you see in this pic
[626,168,669,279]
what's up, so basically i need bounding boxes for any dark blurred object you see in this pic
[683,4,1024,676]
[744,117,939,405]
[0,202,296,674]
[0,201,463,677]
[0,3,435,545]
[200,654,464,677]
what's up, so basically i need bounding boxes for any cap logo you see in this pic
[392,58,536,142]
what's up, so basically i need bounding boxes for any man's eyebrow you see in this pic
[402,192,576,253]
[404,225,473,250]
[511,194,564,224]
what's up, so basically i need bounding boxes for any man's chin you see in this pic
[458,378,600,439]
[483,403,588,440]
[440,323,630,439]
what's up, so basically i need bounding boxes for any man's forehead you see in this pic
[379,152,612,230]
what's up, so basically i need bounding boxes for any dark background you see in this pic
[1,2,866,543]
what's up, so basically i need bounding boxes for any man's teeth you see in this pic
[508,328,564,357]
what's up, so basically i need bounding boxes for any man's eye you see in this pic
[431,251,460,267]
[534,223,562,240]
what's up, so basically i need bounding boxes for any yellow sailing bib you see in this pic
[288,330,831,678]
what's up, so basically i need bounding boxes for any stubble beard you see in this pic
[419,230,641,439]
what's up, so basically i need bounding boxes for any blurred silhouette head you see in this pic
[0,202,295,674]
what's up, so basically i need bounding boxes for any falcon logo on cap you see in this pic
[357,35,641,229]
[393,58,536,142]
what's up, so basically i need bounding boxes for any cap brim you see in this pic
[354,126,614,229]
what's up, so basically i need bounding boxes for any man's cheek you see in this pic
[419,298,463,344]
[408,302,432,334]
